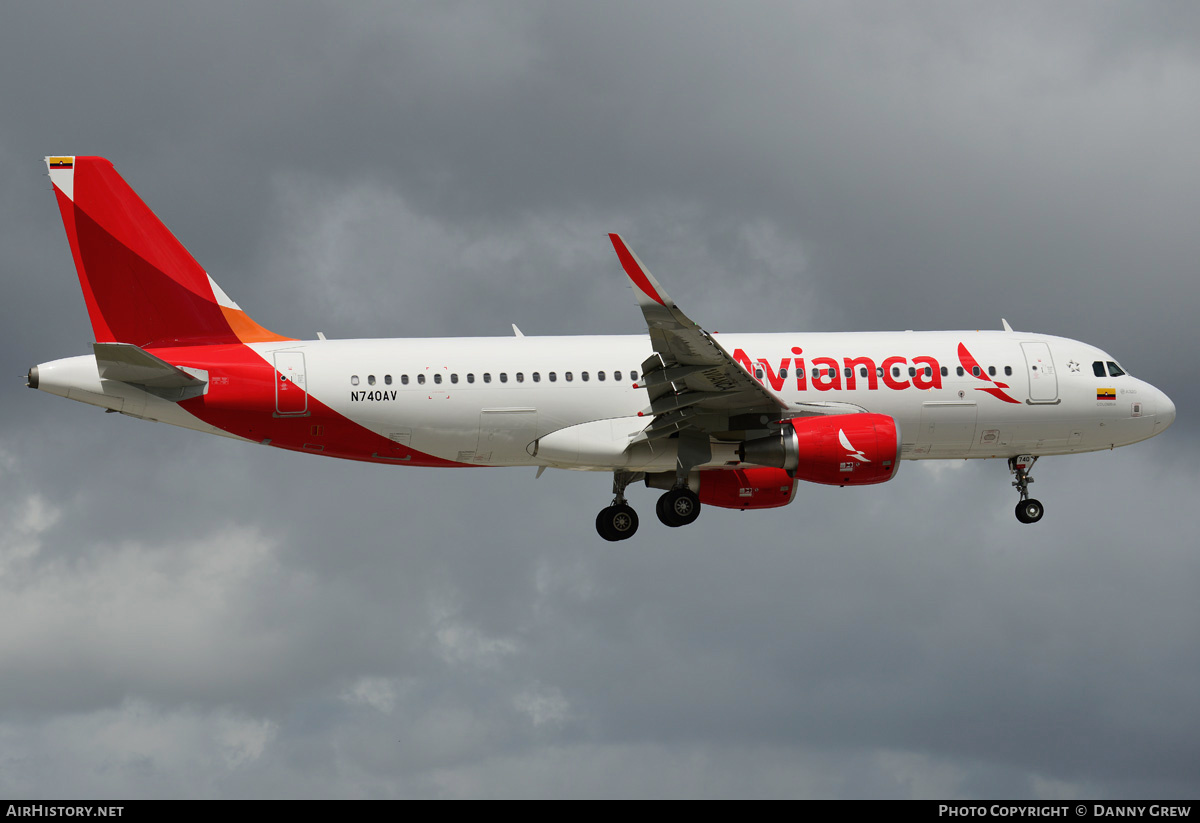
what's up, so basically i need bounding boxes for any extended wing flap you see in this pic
[93,342,205,388]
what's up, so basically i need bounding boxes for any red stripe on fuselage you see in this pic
[166,344,470,467]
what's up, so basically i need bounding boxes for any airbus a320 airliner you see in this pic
[28,157,1175,540]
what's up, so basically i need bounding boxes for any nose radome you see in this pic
[1158,389,1176,431]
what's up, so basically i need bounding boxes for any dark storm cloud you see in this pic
[1,1,1197,798]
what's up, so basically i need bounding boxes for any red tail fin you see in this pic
[45,156,291,348]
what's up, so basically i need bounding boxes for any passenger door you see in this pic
[1021,342,1058,403]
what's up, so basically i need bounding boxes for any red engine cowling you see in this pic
[697,467,797,510]
[739,413,901,487]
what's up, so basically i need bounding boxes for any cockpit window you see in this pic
[1093,361,1106,377]
[1107,361,1126,377]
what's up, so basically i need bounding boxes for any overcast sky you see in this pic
[2,1,1198,799]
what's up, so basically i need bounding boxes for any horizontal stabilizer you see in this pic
[93,342,205,388]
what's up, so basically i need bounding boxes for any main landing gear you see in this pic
[1009,454,1044,524]
[596,470,641,542]
[595,470,704,540]
[596,503,639,542]
[656,487,701,528]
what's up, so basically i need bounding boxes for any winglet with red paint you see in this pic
[44,155,292,348]
[609,233,675,310]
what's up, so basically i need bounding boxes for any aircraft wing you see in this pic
[609,234,795,445]
[610,234,866,448]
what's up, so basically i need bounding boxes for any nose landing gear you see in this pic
[1009,455,1044,524]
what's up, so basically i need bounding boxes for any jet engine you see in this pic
[738,413,901,487]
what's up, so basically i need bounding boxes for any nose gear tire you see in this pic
[1015,498,1044,524]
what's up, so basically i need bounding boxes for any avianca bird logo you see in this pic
[957,343,1021,404]
[839,429,870,463]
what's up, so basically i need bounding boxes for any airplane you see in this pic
[27,156,1176,541]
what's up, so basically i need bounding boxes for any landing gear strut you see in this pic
[596,470,642,541]
[1009,455,1044,524]
[654,430,707,528]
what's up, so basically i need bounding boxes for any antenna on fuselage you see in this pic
[1001,319,1014,332]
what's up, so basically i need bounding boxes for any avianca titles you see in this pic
[28,156,1175,540]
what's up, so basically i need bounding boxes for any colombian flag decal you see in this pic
[48,157,73,168]
[1097,388,1116,400]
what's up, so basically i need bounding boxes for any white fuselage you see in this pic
[37,329,1171,472]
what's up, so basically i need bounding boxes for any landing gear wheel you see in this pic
[1008,455,1044,524]
[597,504,639,541]
[1015,498,1044,524]
[656,488,701,528]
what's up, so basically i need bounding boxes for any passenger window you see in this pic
[368,375,376,386]
[1004,366,1012,376]
[940,366,948,377]
[892,367,901,378]
[877,367,884,377]
[613,371,622,381]
[925,367,932,377]
[451,374,459,384]
[532,372,540,382]
[467,373,475,384]
[516,372,524,383]
[860,367,868,378]
[598,371,606,381]
[351,375,360,386]
[417,374,426,385]
[500,373,508,383]
[907,367,916,377]
[433,374,442,384]
[566,372,574,382]
[384,375,392,385]
[971,366,980,377]
[812,368,820,379]
[844,368,852,378]
[483,373,491,383]
[1093,361,1106,377]
[401,375,409,385]
[631,371,639,381]
[755,368,764,379]
[1107,361,1126,377]
[956,367,964,377]
[988,366,996,376]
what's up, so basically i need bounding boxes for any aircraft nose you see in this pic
[1157,389,1176,431]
